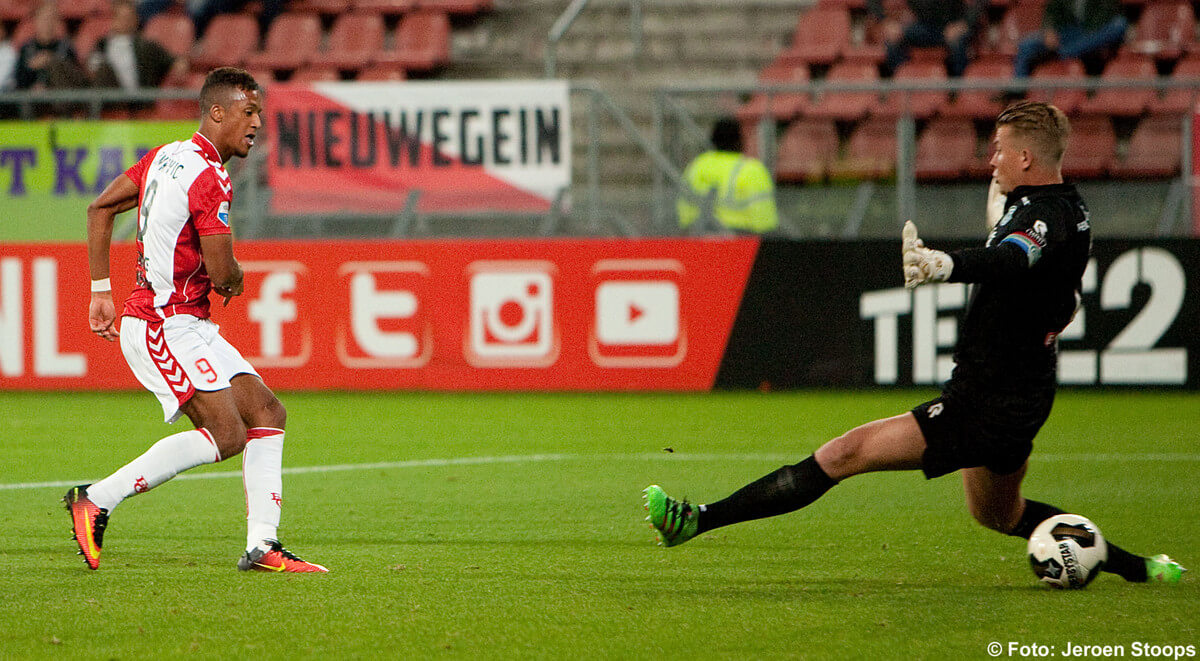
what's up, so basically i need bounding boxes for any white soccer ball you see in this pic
[1027,514,1107,589]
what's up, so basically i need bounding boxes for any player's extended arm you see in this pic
[199,233,244,306]
[86,174,139,341]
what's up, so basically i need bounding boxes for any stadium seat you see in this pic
[73,16,112,61]
[143,13,195,59]
[416,0,492,15]
[941,60,1010,119]
[828,117,897,180]
[872,60,947,119]
[0,0,36,22]
[806,61,881,121]
[60,0,108,20]
[354,0,417,16]
[1061,116,1116,178]
[191,13,260,70]
[245,12,322,72]
[1078,55,1157,116]
[356,65,409,81]
[775,118,839,183]
[287,0,352,16]
[914,117,977,180]
[1149,55,1200,115]
[1123,1,1195,62]
[1028,59,1088,115]
[151,71,204,121]
[1110,115,1182,178]
[986,0,1046,60]
[735,62,811,123]
[376,10,451,71]
[778,7,851,68]
[290,66,341,83]
[309,12,386,72]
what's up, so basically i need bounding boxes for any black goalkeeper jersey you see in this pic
[945,183,1092,389]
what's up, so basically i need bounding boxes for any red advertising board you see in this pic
[0,239,758,391]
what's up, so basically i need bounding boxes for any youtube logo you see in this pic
[596,282,679,345]
[589,259,686,368]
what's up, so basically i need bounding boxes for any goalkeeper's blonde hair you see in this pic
[996,101,1070,165]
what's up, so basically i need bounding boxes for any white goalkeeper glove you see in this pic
[902,220,953,289]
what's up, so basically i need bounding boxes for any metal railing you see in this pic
[544,0,643,79]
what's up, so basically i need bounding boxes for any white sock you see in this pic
[243,427,284,552]
[87,429,222,512]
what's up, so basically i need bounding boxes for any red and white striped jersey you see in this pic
[122,133,232,321]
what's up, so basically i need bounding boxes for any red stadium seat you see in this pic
[915,118,977,180]
[151,71,204,121]
[1079,55,1157,117]
[1110,115,1182,178]
[806,61,881,121]
[942,60,1010,119]
[287,0,352,16]
[356,65,408,81]
[192,13,260,70]
[377,10,451,71]
[735,62,811,123]
[416,0,492,15]
[309,12,386,72]
[872,60,947,119]
[59,0,107,20]
[828,118,897,180]
[987,0,1046,60]
[0,0,36,22]
[143,13,195,59]
[775,118,839,183]
[1028,59,1088,115]
[1123,1,1195,61]
[1061,116,1116,178]
[1150,55,1200,115]
[290,66,341,83]
[354,0,417,16]
[778,7,851,67]
[246,12,322,72]
[73,16,112,61]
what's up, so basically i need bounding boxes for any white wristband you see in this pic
[91,278,111,293]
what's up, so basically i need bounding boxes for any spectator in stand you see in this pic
[88,0,186,91]
[186,0,287,36]
[1013,0,1128,78]
[868,0,987,78]
[0,22,17,92]
[13,2,89,90]
[677,118,778,234]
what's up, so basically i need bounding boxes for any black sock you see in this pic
[697,455,837,534]
[1008,499,1147,582]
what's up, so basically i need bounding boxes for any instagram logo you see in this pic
[466,262,558,366]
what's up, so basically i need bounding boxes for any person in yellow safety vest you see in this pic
[677,117,779,234]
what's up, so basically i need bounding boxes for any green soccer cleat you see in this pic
[643,485,699,547]
[1145,554,1186,584]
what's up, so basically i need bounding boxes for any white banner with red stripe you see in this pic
[266,80,571,214]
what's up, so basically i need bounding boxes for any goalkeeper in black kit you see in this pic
[643,101,1185,584]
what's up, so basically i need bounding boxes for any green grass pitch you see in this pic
[1,390,1197,658]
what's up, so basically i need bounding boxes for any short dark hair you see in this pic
[199,67,259,114]
[710,117,743,152]
[996,101,1070,164]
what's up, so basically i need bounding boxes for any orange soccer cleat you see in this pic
[237,540,328,573]
[63,485,109,570]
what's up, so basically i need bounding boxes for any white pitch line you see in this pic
[3,452,1199,492]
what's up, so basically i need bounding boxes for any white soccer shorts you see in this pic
[120,314,259,423]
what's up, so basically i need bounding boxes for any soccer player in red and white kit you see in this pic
[67,67,326,573]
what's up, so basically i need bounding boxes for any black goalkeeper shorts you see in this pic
[912,383,1055,479]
